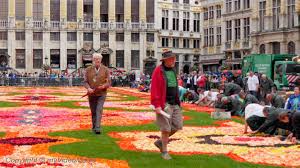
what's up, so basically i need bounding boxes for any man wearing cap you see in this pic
[151,50,182,160]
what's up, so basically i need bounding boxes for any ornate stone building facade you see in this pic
[0,0,156,73]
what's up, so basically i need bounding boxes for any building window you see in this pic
[50,0,60,21]
[162,10,169,30]
[226,21,232,41]
[83,32,93,41]
[131,50,140,69]
[183,0,189,4]
[272,42,280,54]
[50,49,60,68]
[234,19,241,40]
[0,31,7,40]
[33,32,43,41]
[162,37,169,47]
[193,39,200,48]
[216,27,222,46]
[131,33,140,42]
[173,0,179,3]
[50,32,60,41]
[272,0,280,30]
[147,50,155,57]
[0,0,8,20]
[173,38,179,48]
[226,0,232,13]
[115,0,124,22]
[193,13,200,32]
[216,5,222,18]
[234,0,241,11]
[204,28,208,47]
[287,0,295,28]
[116,33,124,41]
[288,41,295,54]
[33,0,43,21]
[67,32,77,41]
[100,0,109,22]
[33,49,42,69]
[183,38,190,48]
[15,32,25,40]
[67,0,77,22]
[15,0,25,20]
[67,49,77,69]
[16,49,25,69]
[146,0,155,23]
[183,12,190,31]
[259,44,265,54]
[204,8,208,20]
[209,6,214,19]
[83,0,93,22]
[131,0,139,22]
[209,27,214,46]
[244,0,250,9]
[173,11,179,31]
[100,33,109,41]
[116,50,124,68]
[244,18,250,39]
[259,1,266,31]
[147,33,154,42]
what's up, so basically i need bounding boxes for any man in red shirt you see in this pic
[151,50,182,160]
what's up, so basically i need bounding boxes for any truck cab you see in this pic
[274,61,300,90]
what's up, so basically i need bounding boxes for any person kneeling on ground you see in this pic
[266,93,285,108]
[221,96,243,116]
[244,104,266,134]
[183,89,199,104]
[239,90,260,110]
[278,111,300,144]
[219,83,242,96]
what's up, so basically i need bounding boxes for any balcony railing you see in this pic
[50,21,60,29]
[100,22,109,29]
[147,23,155,30]
[116,22,124,29]
[0,20,8,28]
[131,22,140,30]
[32,21,43,29]
[83,22,93,29]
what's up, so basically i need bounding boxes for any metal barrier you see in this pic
[0,77,84,87]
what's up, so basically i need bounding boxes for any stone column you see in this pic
[265,0,273,31]
[109,32,116,67]
[43,0,50,28]
[60,0,67,29]
[140,32,147,72]
[109,0,116,21]
[8,0,15,28]
[266,42,272,54]
[43,32,50,65]
[60,31,67,70]
[7,31,15,68]
[139,0,146,26]
[77,31,83,68]
[124,31,131,71]
[280,0,287,28]
[94,0,100,29]
[25,31,33,72]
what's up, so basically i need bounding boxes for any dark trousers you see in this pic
[246,115,266,131]
[292,112,300,139]
[88,94,106,132]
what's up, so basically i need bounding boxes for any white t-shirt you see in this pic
[204,91,218,101]
[247,75,259,91]
[245,103,265,120]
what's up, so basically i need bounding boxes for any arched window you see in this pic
[259,44,265,54]
[288,41,295,54]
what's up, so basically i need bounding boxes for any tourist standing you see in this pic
[247,71,259,97]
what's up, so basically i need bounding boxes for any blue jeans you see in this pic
[249,91,258,98]
[88,94,107,132]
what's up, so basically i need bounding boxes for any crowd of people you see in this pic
[166,68,300,144]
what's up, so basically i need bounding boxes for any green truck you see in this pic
[242,54,300,90]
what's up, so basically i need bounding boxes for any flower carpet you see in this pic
[0,86,298,168]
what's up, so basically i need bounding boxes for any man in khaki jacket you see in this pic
[84,53,111,134]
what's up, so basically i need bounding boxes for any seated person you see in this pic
[278,111,300,144]
[266,93,285,108]
[244,104,266,134]
[285,86,300,111]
